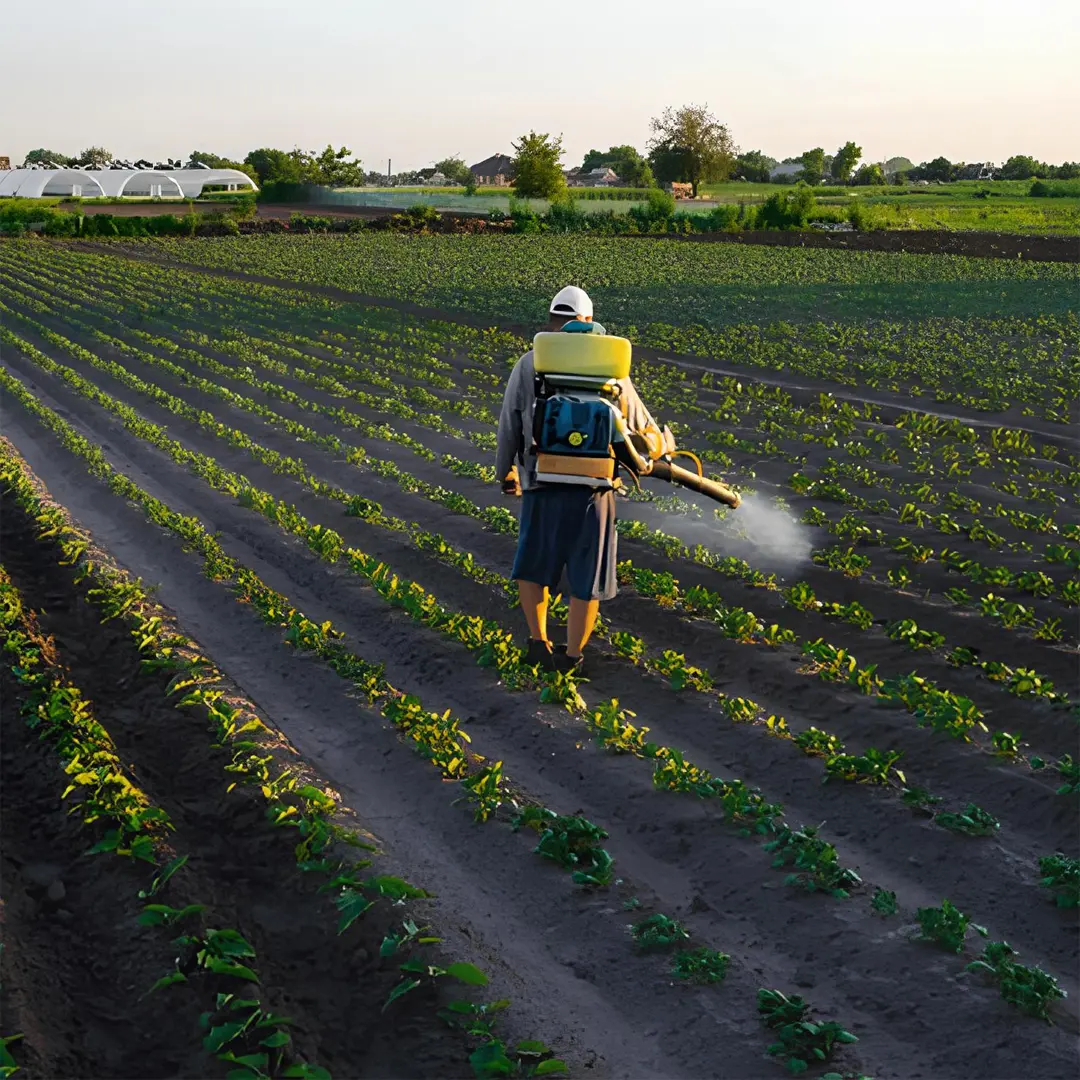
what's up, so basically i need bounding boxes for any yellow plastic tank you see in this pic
[533,332,631,380]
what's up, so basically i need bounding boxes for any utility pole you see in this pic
[388,158,391,185]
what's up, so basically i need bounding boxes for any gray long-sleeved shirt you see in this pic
[495,349,659,491]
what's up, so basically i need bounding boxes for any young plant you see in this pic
[1037,853,1080,908]
[915,899,987,953]
[870,887,898,917]
[671,947,730,984]
[630,913,690,950]
[757,989,857,1074]
[934,804,999,837]
[469,1040,567,1078]
[763,824,862,897]
[966,941,1067,1022]
[512,806,613,886]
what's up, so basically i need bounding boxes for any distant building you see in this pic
[470,154,514,186]
[0,156,10,171]
[570,166,620,187]
[955,162,996,181]
[424,171,450,186]
[769,163,803,181]
[0,166,258,199]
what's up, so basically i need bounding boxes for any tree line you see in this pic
[19,124,1079,200]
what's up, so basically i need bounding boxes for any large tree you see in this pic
[511,131,566,199]
[998,154,1049,180]
[78,146,113,167]
[734,150,776,182]
[911,156,953,182]
[433,156,472,184]
[306,145,364,186]
[647,104,736,196]
[244,148,304,186]
[22,148,74,167]
[831,141,862,183]
[884,156,914,178]
[798,147,826,185]
[189,150,258,183]
[851,162,886,186]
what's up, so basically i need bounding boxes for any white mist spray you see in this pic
[728,494,814,571]
[625,489,813,577]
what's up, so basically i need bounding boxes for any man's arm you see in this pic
[495,357,526,490]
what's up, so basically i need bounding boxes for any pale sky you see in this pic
[4,0,1078,171]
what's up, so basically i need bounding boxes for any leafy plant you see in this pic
[671,947,730,984]
[469,1039,567,1078]
[630,913,689,949]
[915,899,987,953]
[764,824,861,897]
[1037,853,1080,907]
[967,941,1067,1022]
[512,807,613,886]
[870,887,897,916]
[757,989,858,1074]
[934,803,999,836]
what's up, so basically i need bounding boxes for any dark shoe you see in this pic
[525,638,555,671]
[553,651,586,678]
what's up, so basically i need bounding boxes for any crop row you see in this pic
[10,355,1076,1046]
[8,313,1079,862]
[6,247,1071,626]
[114,233,1080,418]
[4,279,1072,724]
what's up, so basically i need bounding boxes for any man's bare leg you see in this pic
[566,597,600,658]
[517,581,550,642]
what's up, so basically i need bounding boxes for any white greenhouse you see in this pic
[0,167,258,199]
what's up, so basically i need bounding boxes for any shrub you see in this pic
[756,183,816,229]
[1030,179,1080,198]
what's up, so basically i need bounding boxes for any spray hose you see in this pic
[647,459,742,509]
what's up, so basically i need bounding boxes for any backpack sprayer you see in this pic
[527,324,742,509]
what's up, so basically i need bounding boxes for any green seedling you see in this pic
[671,947,730,984]
[967,941,1067,1022]
[900,786,942,815]
[610,630,646,663]
[459,761,510,823]
[438,998,511,1038]
[138,903,205,928]
[385,958,489,1013]
[1037,854,1080,908]
[469,1039,567,1078]
[631,913,689,949]
[512,806,613,886]
[764,824,861,897]
[824,748,904,786]
[757,989,857,1074]
[915,899,987,953]
[1,1034,23,1079]
[380,919,441,957]
[1054,755,1080,795]
[934,803,999,836]
[991,731,1021,758]
[870,888,898,917]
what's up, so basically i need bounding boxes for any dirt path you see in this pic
[0,484,487,1080]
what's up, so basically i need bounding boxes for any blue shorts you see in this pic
[511,486,618,601]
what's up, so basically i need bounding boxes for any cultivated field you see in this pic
[0,236,1077,1080]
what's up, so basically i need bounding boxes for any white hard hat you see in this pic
[549,285,593,319]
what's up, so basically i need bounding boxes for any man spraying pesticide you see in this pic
[496,286,741,674]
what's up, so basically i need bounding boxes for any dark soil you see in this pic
[0,495,473,1080]
[1,249,1078,1080]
